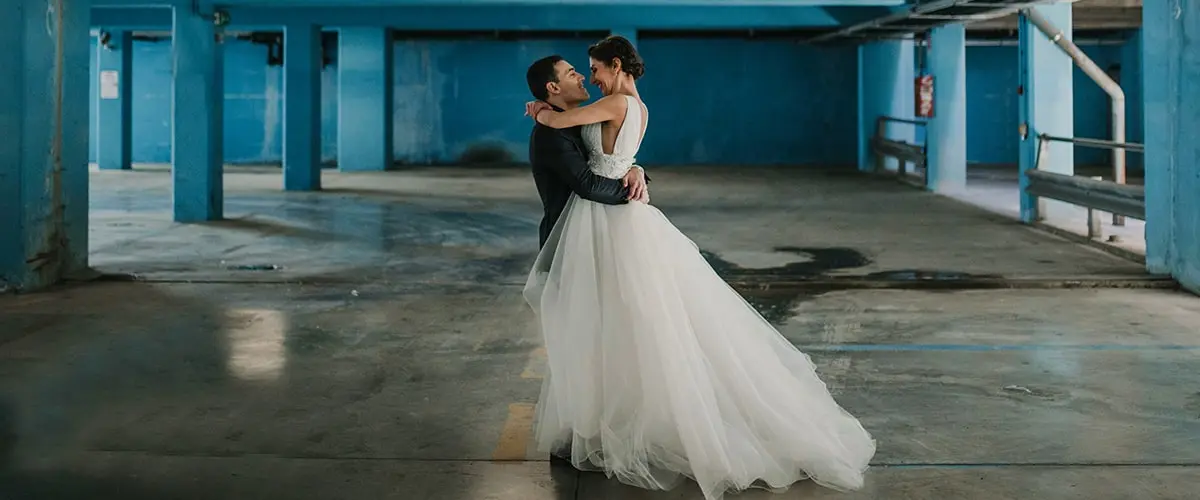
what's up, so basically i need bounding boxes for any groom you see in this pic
[525,55,648,248]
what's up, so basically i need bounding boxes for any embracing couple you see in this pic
[521,35,875,500]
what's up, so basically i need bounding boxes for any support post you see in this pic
[0,0,92,291]
[1018,4,1074,224]
[857,38,915,173]
[284,23,322,190]
[1142,0,1198,289]
[925,24,967,193]
[1087,176,1103,240]
[337,27,393,172]
[1023,7,1126,226]
[96,29,133,171]
[171,6,224,222]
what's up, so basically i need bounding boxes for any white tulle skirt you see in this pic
[522,195,876,500]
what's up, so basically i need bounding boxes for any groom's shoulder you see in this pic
[531,123,579,141]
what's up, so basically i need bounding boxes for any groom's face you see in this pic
[552,60,590,104]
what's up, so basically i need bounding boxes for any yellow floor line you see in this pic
[492,402,536,461]
[520,347,547,379]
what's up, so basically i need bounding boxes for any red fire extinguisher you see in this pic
[915,34,934,118]
[915,74,934,118]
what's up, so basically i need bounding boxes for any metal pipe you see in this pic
[1022,7,1127,225]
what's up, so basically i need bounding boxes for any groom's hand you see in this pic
[623,167,647,202]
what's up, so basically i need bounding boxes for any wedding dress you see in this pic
[523,94,875,500]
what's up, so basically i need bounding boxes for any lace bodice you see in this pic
[582,94,646,179]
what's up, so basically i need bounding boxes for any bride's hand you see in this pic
[525,100,552,121]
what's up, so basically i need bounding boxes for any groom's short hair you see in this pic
[527,55,565,101]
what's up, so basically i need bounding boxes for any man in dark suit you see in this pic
[525,55,648,249]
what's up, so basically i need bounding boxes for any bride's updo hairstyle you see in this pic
[587,35,645,80]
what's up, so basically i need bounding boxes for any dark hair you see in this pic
[587,35,644,80]
[526,55,565,101]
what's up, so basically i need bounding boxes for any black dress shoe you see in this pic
[549,449,573,467]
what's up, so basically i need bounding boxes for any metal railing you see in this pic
[869,116,927,187]
[1025,134,1145,240]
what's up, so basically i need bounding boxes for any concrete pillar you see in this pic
[1018,4,1074,223]
[284,24,322,190]
[857,38,915,172]
[96,29,133,171]
[925,24,967,193]
[1142,1,1198,289]
[0,0,92,291]
[171,7,224,222]
[610,27,638,47]
[338,28,393,172]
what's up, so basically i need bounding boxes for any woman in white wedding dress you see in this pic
[522,35,876,500]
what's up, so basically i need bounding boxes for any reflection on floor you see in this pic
[1,166,1195,499]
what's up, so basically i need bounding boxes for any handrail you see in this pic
[870,116,927,187]
[1038,134,1145,153]
[1025,135,1146,243]
[879,116,928,127]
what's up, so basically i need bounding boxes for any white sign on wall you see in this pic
[100,70,119,99]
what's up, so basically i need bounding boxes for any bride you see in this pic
[521,35,876,500]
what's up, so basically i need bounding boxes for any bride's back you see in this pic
[583,94,647,179]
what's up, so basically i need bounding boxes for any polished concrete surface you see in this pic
[2,166,1196,499]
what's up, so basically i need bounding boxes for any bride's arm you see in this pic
[535,95,626,129]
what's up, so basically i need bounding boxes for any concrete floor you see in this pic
[3,166,1198,499]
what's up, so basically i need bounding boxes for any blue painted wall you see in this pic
[390,37,594,165]
[636,38,859,165]
[90,37,338,165]
[957,36,1143,168]
[89,35,859,167]
[962,45,1019,166]
[89,32,1142,168]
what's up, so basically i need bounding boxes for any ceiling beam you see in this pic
[92,4,905,30]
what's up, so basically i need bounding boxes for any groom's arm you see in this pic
[537,128,630,205]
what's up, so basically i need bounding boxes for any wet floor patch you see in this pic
[863,269,1004,281]
[706,247,1021,325]
[226,264,284,272]
[702,247,870,325]
[702,247,871,277]
[740,289,829,325]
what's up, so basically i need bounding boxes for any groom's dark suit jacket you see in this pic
[529,108,645,248]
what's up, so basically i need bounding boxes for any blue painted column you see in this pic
[1142,1,1198,289]
[611,27,638,46]
[172,7,224,222]
[857,38,915,172]
[284,24,322,190]
[1018,4,1074,223]
[924,24,967,193]
[96,29,133,171]
[0,0,91,291]
[338,28,393,172]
